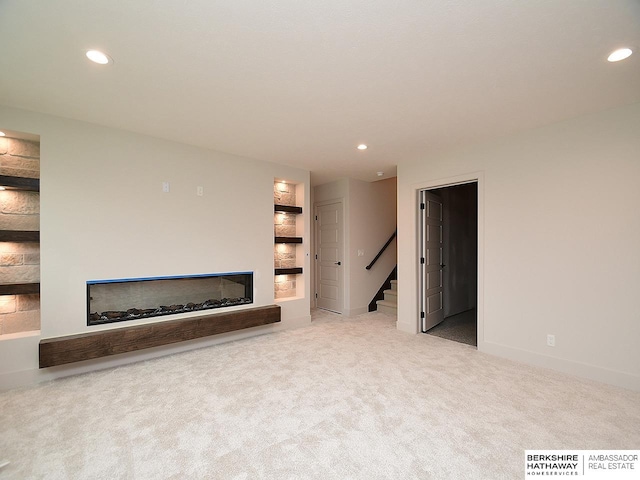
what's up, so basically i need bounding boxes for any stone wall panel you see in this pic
[0,242,39,255]
[8,139,40,158]
[0,167,40,179]
[0,213,39,230]
[0,136,40,337]
[0,296,16,314]
[0,155,39,171]
[1,310,40,334]
[0,191,40,214]
[0,265,40,283]
[24,252,40,265]
[17,294,40,311]
[0,253,24,266]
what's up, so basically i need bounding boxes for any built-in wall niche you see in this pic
[0,130,40,336]
[274,180,304,299]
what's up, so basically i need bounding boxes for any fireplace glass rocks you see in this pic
[87,272,253,325]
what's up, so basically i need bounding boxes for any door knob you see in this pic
[440,264,446,268]
[334,261,341,265]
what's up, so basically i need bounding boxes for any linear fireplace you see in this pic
[87,272,253,326]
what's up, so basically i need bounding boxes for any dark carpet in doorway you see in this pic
[426,309,477,347]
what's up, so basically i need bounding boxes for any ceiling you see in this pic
[1,1,638,186]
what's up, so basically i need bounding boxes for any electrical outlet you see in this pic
[197,186,204,196]
[162,181,170,193]
[547,334,555,347]
[357,249,365,257]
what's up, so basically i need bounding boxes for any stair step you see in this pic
[376,299,397,316]
[376,299,397,307]
[383,289,397,302]
[390,279,397,291]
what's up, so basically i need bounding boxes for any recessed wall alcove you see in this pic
[0,131,40,336]
[274,180,305,299]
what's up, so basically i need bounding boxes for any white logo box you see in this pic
[525,450,639,479]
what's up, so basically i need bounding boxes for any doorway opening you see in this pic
[419,182,477,347]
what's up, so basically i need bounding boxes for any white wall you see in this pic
[0,105,311,390]
[398,102,640,391]
[314,177,397,316]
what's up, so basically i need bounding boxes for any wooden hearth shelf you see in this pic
[0,230,39,242]
[0,175,40,192]
[274,204,302,214]
[39,304,281,368]
[0,283,40,295]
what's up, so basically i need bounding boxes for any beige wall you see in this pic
[397,102,640,390]
[0,105,310,389]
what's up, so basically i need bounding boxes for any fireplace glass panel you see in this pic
[87,272,253,325]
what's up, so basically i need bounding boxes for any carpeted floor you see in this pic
[426,308,477,346]
[0,309,639,479]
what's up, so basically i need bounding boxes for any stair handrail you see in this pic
[365,229,397,270]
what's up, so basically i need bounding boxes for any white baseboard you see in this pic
[278,314,311,329]
[479,340,640,392]
[396,319,418,335]
[344,306,368,317]
[390,322,639,391]
[0,368,44,391]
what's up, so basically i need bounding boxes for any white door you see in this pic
[419,191,445,331]
[315,201,344,313]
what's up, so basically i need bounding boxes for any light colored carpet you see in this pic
[1,309,639,479]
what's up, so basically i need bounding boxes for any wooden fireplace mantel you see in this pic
[39,304,280,368]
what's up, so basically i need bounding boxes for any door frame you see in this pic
[313,198,346,313]
[413,172,484,349]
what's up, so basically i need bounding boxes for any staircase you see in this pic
[376,279,397,315]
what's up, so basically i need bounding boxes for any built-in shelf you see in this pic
[275,267,303,275]
[0,283,40,295]
[0,179,41,294]
[275,236,303,244]
[274,183,303,296]
[0,167,41,336]
[274,204,303,214]
[0,230,39,242]
[0,175,40,192]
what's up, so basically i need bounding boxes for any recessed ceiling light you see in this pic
[86,50,112,65]
[607,48,633,62]
[357,144,368,150]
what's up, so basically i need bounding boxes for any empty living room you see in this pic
[1,1,639,478]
